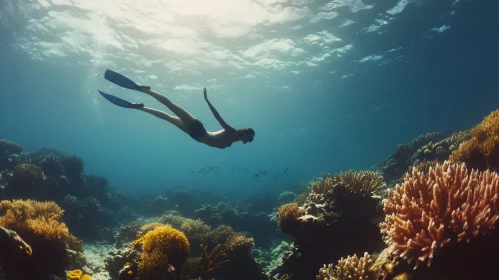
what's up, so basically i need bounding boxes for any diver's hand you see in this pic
[203,87,208,100]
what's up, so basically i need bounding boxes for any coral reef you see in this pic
[0,199,83,279]
[273,172,383,280]
[6,163,46,198]
[194,201,277,248]
[0,140,22,170]
[316,252,376,280]
[379,130,472,186]
[451,109,499,171]
[277,191,296,205]
[380,161,499,268]
[108,216,266,280]
[333,170,385,195]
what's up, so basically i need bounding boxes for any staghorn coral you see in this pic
[316,252,376,280]
[310,174,336,196]
[451,109,499,171]
[196,244,230,278]
[380,161,499,269]
[134,225,190,273]
[410,159,439,173]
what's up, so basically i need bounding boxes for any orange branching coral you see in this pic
[451,109,499,171]
[316,252,376,280]
[277,203,304,235]
[380,161,499,269]
[135,225,190,273]
[410,159,439,173]
[0,199,70,241]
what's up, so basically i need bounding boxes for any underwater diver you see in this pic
[98,70,255,149]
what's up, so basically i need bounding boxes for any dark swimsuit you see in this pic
[188,119,207,141]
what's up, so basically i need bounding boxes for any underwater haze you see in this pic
[0,0,498,194]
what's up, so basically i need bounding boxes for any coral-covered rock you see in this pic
[0,140,22,170]
[274,173,383,280]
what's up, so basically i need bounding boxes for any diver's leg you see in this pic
[139,88,196,127]
[136,107,187,132]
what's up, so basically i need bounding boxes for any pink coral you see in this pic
[380,161,499,269]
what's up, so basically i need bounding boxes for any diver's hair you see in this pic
[237,128,255,136]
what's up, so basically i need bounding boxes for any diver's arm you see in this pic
[203,87,236,132]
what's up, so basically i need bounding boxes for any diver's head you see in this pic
[237,128,255,144]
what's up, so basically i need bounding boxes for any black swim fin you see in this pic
[104,69,151,92]
[99,90,144,108]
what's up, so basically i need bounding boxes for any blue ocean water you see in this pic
[0,0,497,195]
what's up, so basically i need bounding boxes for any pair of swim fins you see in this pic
[98,69,146,109]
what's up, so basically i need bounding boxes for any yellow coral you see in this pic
[451,109,499,171]
[0,199,82,252]
[67,269,91,280]
[67,269,82,279]
[136,225,190,273]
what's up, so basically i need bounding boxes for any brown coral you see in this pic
[380,161,499,269]
[316,252,376,280]
[451,109,499,171]
[10,164,46,195]
[334,170,386,195]
[277,203,304,235]
[306,171,385,203]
